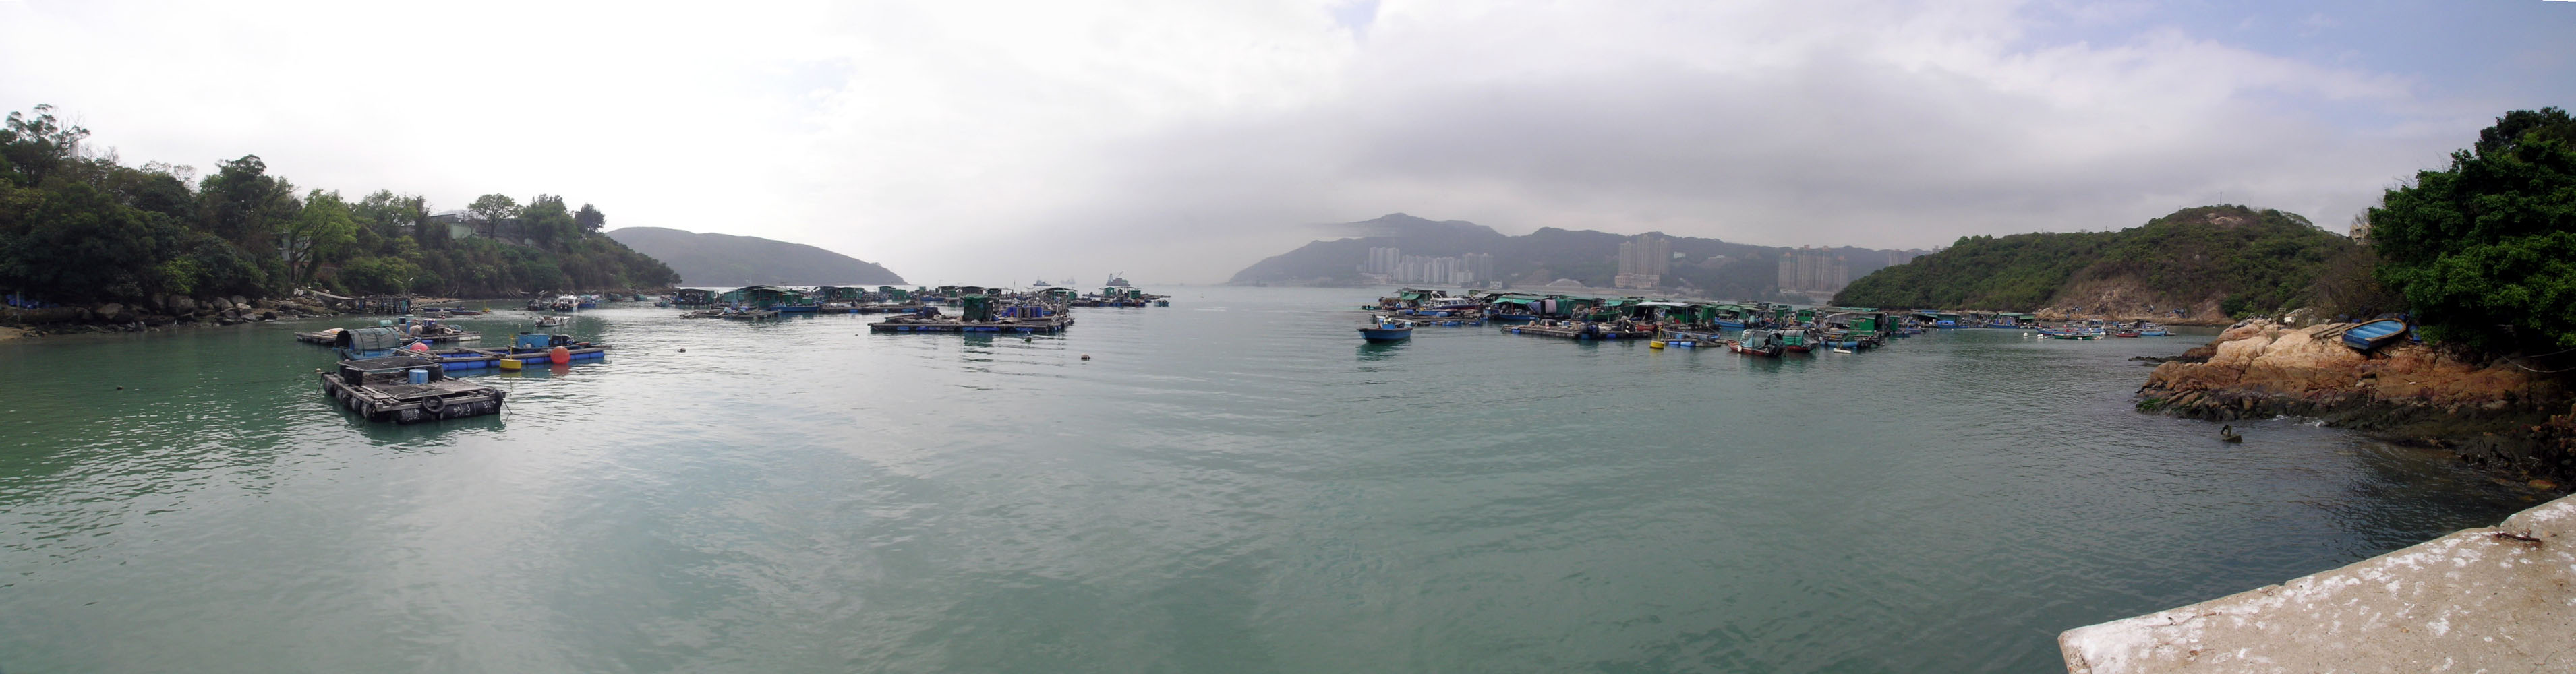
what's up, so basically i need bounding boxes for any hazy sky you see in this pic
[4,1,2571,284]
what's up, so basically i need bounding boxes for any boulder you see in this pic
[95,303,126,322]
[169,296,197,313]
[229,295,248,309]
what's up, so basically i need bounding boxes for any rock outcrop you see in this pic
[2137,319,2573,480]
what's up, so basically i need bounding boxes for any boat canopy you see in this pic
[1491,297,1540,306]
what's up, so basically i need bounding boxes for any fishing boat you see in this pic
[547,295,579,312]
[2138,323,2171,336]
[1358,315,1415,342]
[2341,319,2408,351]
[535,315,568,328]
[318,353,506,424]
[1775,328,1813,353]
[1730,329,1784,356]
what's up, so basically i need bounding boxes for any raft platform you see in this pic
[869,317,1074,334]
[319,354,506,424]
[1498,323,1656,340]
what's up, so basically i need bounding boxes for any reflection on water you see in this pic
[0,290,2544,673]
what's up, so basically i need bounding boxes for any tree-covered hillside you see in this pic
[1228,213,1904,301]
[0,104,676,305]
[1832,205,2358,315]
[606,227,905,286]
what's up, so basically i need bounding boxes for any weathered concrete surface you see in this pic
[2060,494,2576,673]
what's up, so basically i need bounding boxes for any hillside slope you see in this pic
[1831,206,2358,321]
[1229,213,1906,300]
[606,227,905,286]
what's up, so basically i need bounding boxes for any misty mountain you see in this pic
[606,227,906,287]
[1228,213,1914,301]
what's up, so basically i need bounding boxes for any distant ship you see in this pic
[1032,280,1051,287]
[1105,272,1131,287]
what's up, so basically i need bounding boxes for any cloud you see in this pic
[2,0,2559,284]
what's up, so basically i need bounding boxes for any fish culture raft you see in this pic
[319,353,506,424]
[869,293,1073,334]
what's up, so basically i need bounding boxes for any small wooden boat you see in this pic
[1358,315,1415,342]
[2112,330,2142,338]
[1730,329,1784,356]
[2341,319,2408,351]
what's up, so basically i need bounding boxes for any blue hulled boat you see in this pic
[1358,315,1415,342]
[2341,319,2408,351]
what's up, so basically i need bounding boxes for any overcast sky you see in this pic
[4,1,2571,284]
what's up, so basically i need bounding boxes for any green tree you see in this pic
[279,189,357,288]
[2368,106,2576,350]
[467,193,519,227]
[0,104,88,187]
[520,194,576,248]
[198,155,299,253]
[575,203,605,233]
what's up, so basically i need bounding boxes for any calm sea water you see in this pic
[0,286,2541,673]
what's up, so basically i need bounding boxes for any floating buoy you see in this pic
[1080,354,1092,361]
[550,346,571,364]
[498,358,523,371]
[677,348,686,353]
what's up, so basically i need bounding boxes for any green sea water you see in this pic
[0,286,2542,672]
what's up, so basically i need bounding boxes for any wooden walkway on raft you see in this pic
[869,317,1074,334]
[1498,324,1656,340]
[320,372,505,424]
[295,330,481,344]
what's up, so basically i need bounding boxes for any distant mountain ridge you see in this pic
[606,227,906,286]
[1228,213,1919,301]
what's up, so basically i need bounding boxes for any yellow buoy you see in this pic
[498,357,523,371]
[1649,340,1666,349]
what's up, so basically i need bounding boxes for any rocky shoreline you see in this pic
[2134,319,2574,484]
[1,293,343,340]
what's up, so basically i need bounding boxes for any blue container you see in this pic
[406,369,428,384]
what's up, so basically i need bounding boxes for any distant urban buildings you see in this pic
[1778,247,1850,295]
[1360,246,1495,286]
[1614,234,1670,289]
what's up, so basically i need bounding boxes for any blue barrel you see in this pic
[406,369,428,384]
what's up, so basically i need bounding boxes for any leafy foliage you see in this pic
[1833,205,2358,313]
[2368,107,2576,350]
[0,103,679,307]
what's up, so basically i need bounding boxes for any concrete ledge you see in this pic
[2061,494,2576,673]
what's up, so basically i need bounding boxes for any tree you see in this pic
[197,155,299,253]
[467,193,519,227]
[279,189,357,288]
[575,203,605,233]
[520,194,576,248]
[2369,107,2576,351]
[0,104,88,187]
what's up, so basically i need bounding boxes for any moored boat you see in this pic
[1730,329,1784,356]
[1358,315,1415,342]
[2340,319,2408,351]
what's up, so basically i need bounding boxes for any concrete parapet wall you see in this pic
[2060,494,2576,672]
